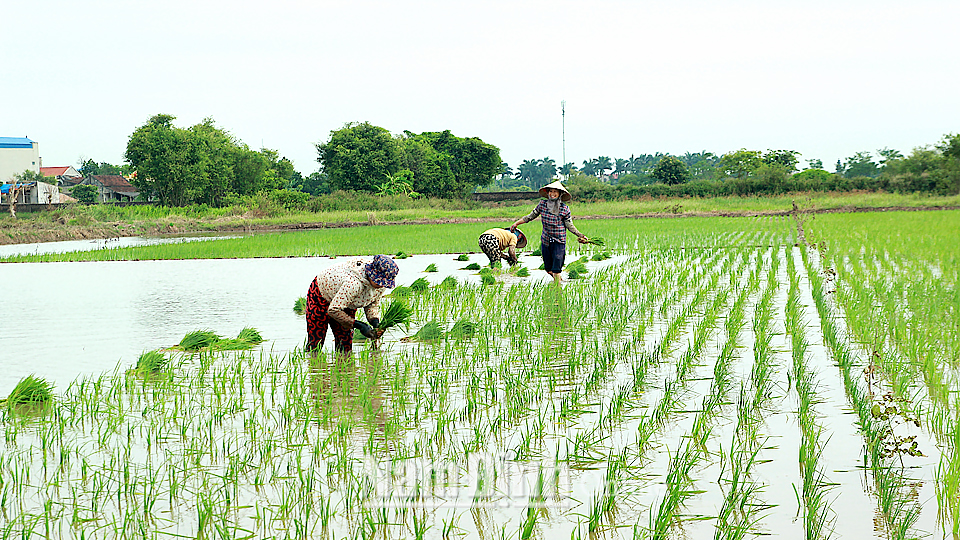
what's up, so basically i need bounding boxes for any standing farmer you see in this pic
[478,227,527,267]
[306,254,399,355]
[512,180,588,284]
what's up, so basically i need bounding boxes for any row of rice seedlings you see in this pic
[713,252,784,539]
[578,248,758,537]
[804,247,922,540]
[809,216,954,536]
[785,252,836,539]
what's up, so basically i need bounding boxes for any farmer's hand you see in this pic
[375,327,387,339]
[353,320,377,340]
[577,235,589,244]
[368,318,380,329]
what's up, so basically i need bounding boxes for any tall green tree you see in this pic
[317,122,404,193]
[718,149,762,179]
[650,156,689,185]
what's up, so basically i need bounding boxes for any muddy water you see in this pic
[0,251,564,396]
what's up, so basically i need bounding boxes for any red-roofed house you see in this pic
[40,166,83,186]
[80,175,140,202]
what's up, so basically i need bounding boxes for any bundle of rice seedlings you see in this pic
[178,330,222,352]
[448,320,476,339]
[538,263,545,270]
[3,375,54,408]
[583,236,606,247]
[293,296,306,315]
[568,268,582,279]
[134,350,168,374]
[379,300,413,330]
[438,276,458,290]
[394,251,410,259]
[390,286,413,297]
[463,262,482,270]
[424,263,438,272]
[566,260,589,275]
[411,321,443,341]
[237,327,264,344]
[590,251,613,261]
[481,273,496,285]
[479,267,493,276]
[515,266,530,277]
[410,277,430,292]
[456,254,470,261]
[531,247,542,256]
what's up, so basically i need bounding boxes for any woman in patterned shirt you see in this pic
[305,254,399,354]
[512,180,588,284]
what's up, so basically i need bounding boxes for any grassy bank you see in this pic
[2,190,958,247]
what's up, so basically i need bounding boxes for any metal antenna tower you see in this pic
[561,100,566,178]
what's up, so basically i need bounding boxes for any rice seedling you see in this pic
[379,300,414,331]
[132,350,168,376]
[403,321,444,342]
[237,327,264,344]
[437,276,458,290]
[177,330,222,352]
[293,296,306,315]
[514,266,530,277]
[447,320,476,340]
[456,254,469,261]
[410,277,430,292]
[463,263,482,271]
[2,375,55,409]
[394,251,410,259]
[390,285,413,297]
[424,263,438,272]
[582,236,606,247]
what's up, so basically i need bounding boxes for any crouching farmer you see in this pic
[306,254,399,355]
[478,227,527,267]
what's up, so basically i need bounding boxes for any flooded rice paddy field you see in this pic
[1,211,958,539]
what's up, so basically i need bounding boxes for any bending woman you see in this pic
[306,254,399,354]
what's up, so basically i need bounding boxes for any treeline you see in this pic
[121,117,501,206]
[496,134,960,198]
[89,115,959,208]
[125,115,303,207]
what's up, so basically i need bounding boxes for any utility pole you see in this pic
[561,100,566,180]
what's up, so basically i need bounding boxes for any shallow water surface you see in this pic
[0,252,561,395]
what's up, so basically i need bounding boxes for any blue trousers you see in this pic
[541,240,566,274]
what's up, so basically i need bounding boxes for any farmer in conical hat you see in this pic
[306,254,399,354]
[478,227,527,267]
[512,180,588,284]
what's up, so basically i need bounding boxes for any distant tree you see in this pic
[291,171,331,195]
[877,147,904,167]
[400,129,501,197]
[842,151,879,178]
[679,151,719,180]
[72,184,98,204]
[650,156,689,185]
[718,149,762,179]
[78,159,132,177]
[580,159,598,177]
[559,162,577,176]
[318,122,404,193]
[614,158,630,177]
[536,157,557,189]
[806,158,824,170]
[595,156,612,178]
[761,149,800,172]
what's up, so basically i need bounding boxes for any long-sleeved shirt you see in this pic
[314,257,384,327]
[520,199,582,244]
[482,228,518,250]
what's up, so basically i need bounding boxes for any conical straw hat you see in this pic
[538,180,571,202]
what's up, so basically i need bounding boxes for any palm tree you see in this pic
[596,156,612,179]
[614,158,629,178]
[581,159,598,177]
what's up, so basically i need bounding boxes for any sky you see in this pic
[3,0,959,176]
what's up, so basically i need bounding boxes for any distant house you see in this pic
[40,166,83,187]
[0,137,41,182]
[1,181,62,204]
[80,175,139,202]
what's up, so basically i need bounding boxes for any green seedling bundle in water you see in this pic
[2,212,956,539]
